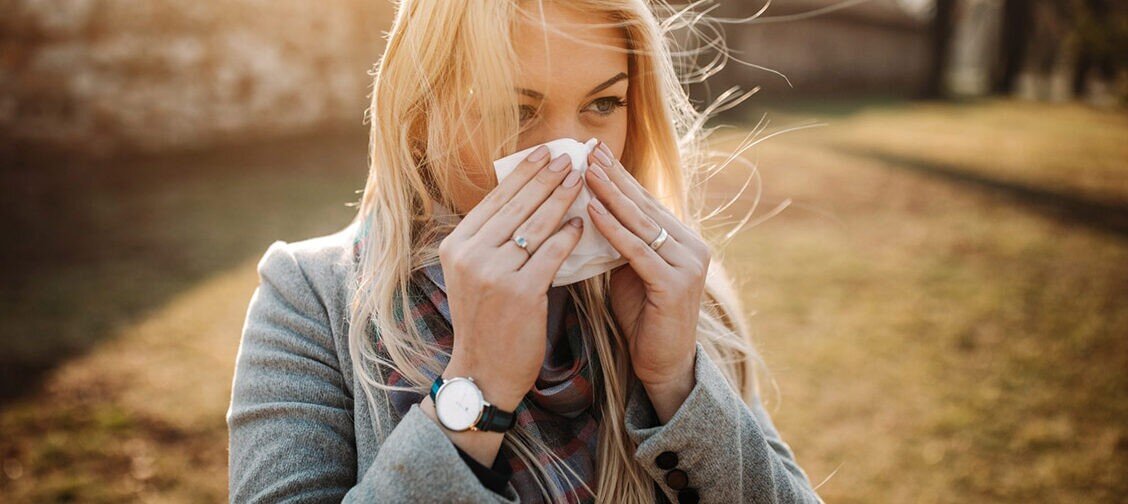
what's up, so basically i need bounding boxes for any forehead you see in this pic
[511,2,628,96]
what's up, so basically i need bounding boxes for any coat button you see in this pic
[665,469,689,490]
[655,451,679,470]
[677,488,700,504]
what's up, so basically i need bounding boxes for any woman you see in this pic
[227,0,823,502]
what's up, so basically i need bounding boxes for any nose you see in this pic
[522,117,596,150]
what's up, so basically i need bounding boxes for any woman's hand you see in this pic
[583,141,710,422]
[438,145,587,412]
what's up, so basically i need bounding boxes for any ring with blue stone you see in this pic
[512,234,530,253]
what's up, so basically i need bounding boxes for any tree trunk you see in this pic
[994,0,1031,95]
[922,0,957,98]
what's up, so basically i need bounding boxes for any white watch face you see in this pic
[434,378,483,431]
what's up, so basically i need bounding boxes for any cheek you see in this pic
[600,114,629,160]
[613,119,629,158]
[447,163,494,215]
[548,113,628,159]
[454,144,494,189]
[452,120,494,184]
[447,132,497,212]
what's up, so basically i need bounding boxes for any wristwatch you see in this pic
[429,375,517,433]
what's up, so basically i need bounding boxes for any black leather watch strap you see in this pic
[475,403,516,432]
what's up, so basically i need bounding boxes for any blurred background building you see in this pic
[1,0,392,157]
[2,0,1123,158]
[709,0,933,97]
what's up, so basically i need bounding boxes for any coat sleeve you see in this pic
[624,341,824,504]
[226,241,521,503]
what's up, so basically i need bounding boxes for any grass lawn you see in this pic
[0,132,368,501]
[1,99,1125,502]
[710,98,1128,503]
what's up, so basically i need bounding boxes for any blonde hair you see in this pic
[348,0,773,502]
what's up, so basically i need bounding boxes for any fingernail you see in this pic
[598,142,612,157]
[562,169,582,187]
[588,162,610,181]
[548,153,572,172]
[569,217,583,228]
[590,197,608,214]
[593,148,612,168]
[527,145,550,162]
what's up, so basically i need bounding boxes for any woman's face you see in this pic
[450,2,630,214]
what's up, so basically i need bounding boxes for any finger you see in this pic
[505,166,586,254]
[585,198,674,286]
[495,235,535,271]
[476,153,574,245]
[584,157,694,268]
[467,226,530,273]
[452,144,552,239]
[590,141,700,250]
[517,216,585,289]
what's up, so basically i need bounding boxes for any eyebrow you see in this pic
[586,72,631,96]
[516,88,544,100]
[516,72,628,100]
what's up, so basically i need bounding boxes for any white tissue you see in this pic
[493,137,629,286]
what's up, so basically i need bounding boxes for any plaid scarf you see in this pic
[352,211,601,503]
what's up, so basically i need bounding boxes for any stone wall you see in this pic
[0,0,393,158]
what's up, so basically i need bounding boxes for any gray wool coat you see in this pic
[226,222,824,503]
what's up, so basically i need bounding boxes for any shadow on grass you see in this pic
[0,130,369,405]
[836,146,1128,241]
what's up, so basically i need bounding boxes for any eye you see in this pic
[519,105,539,125]
[586,96,628,116]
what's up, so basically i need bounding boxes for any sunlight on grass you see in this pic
[706,99,1128,503]
[0,258,257,502]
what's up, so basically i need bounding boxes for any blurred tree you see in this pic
[1069,0,1127,99]
[923,0,957,98]
[993,0,1032,94]
[992,0,1126,101]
